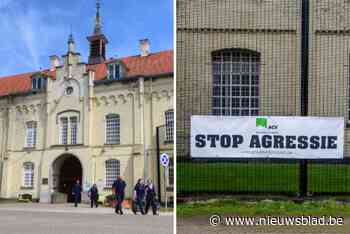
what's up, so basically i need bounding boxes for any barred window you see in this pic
[25,121,37,148]
[165,109,174,142]
[60,117,68,145]
[23,162,34,188]
[105,114,120,144]
[70,117,78,145]
[105,159,120,187]
[212,49,260,116]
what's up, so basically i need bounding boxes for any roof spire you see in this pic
[68,26,75,53]
[68,28,74,44]
[94,0,102,35]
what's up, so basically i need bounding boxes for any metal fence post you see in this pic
[299,0,310,198]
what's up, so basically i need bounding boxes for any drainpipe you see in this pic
[38,78,51,202]
[299,0,310,199]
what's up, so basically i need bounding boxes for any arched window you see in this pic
[23,162,34,188]
[105,114,120,145]
[105,159,120,187]
[212,49,260,116]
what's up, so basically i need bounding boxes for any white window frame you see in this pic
[60,117,68,145]
[105,159,120,188]
[165,109,174,142]
[23,162,34,188]
[212,49,260,116]
[70,116,78,145]
[25,121,37,148]
[107,63,122,80]
[105,114,120,145]
[31,77,47,90]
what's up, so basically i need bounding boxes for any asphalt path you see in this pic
[0,203,173,234]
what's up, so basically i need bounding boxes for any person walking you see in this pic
[132,179,145,215]
[72,180,82,207]
[145,179,158,215]
[89,184,99,208]
[112,176,126,215]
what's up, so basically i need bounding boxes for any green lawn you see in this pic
[177,162,350,194]
[177,199,350,217]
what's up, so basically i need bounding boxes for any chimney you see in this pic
[50,55,60,71]
[139,39,150,57]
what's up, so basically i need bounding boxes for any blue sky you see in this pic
[0,0,173,77]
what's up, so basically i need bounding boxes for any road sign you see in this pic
[160,153,170,167]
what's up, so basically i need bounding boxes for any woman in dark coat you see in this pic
[89,184,99,208]
[72,180,82,207]
[145,179,158,215]
[132,179,145,215]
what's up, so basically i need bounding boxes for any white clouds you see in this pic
[0,2,74,76]
[15,9,41,69]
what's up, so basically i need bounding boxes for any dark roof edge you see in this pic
[0,89,46,99]
[94,72,174,86]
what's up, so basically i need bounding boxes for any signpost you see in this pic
[160,153,169,210]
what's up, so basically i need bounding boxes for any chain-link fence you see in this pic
[176,0,350,198]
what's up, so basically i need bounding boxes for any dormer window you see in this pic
[107,63,122,80]
[32,76,47,90]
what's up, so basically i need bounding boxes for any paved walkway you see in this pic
[0,203,173,234]
[0,202,172,215]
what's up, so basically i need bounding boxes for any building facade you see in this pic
[0,3,173,202]
[177,0,350,157]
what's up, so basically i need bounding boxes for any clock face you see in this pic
[66,86,74,95]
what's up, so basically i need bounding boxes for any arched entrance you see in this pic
[52,154,82,203]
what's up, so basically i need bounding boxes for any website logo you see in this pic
[256,117,278,129]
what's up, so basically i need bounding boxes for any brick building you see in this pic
[0,1,173,202]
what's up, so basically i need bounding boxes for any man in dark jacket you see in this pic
[145,179,158,215]
[132,179,145,215]
[72,180,82,207]
[89,184,99,208]
[112,176,126,215]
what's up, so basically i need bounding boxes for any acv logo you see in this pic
[256,117,278,129]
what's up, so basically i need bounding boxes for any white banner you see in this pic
[191,116,344,159]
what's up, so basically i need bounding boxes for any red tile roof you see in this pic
[88,50,173,80]
[0,50,173,97]
[0,70,55,97]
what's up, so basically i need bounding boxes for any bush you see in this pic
[103,194,115,207]
[18,193,32,202]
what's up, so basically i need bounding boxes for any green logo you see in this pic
[256,118,267,128]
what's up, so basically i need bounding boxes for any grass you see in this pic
[160,207,174,212]
[177,199,350,217]
[177,162,350,194]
